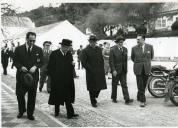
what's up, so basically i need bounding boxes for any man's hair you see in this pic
[137,34,145,40]
[26,32,36,39]
[43,41,52,46]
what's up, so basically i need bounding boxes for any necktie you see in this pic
[28,46,31,58]
[120,47,123,52]
[140,46,143,53]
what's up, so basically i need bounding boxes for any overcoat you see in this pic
[47,49,75,105]
[81,45,107,92]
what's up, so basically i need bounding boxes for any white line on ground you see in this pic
[1,82,67,127]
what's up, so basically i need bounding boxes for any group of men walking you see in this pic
[10,31,154,121]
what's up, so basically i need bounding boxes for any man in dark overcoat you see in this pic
[81,35,107,107]
[1,44,10,75]
[39,41,52,92]
[131,34,154,107]
[13,32,43,120]
[47,39,79,119]
[109,36,134,104]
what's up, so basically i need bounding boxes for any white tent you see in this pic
[16,20,89,50]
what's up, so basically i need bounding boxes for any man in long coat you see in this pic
[131,34,154,107]
[14,32,43,120]
[81,35,107,107]
[109,36,133,104]
[47,39,79,119]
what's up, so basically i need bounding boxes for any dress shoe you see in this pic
[74,76,79,79]
[112,99,118,103]
[27,115,35,120]
[125,99,134,105]
[91,103,97,107]
[67,114,79,119]
[17,113,24,118]
[55,113,59,117]
[17,110,26,118]
[140,102,146,107]
[39,87,42,92]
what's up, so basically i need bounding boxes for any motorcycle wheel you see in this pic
[147,76,166,98]
[170,83,178,106]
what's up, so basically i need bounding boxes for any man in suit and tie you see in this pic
[14,32,43,120]
[131,34,154,107]
[39,41,52,92]
[109,36,134,104]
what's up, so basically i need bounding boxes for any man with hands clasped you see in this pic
[14,32,43,120]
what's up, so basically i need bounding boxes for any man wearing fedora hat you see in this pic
[47,39,79,119]
[13,32,43,120]
[109,36,134,104]
[39,41,52,93]
[81,35,107,107]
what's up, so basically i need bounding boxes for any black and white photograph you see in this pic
[1,0,178,127]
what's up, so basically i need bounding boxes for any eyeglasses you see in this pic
[29,40,36,42]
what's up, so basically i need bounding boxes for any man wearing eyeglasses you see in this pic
[39,41,52,93]
[14,32,43,120]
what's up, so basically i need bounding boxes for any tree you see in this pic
[1,3,18,16]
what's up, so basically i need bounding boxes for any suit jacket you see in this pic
[109,45,127,74]
[131,43,154,75]
[40,49,52,72]
[14,44,43,83]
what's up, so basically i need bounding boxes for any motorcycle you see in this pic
[164,68,178,106]
[147,64,177,98]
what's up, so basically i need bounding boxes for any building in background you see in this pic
[150,3,178,31]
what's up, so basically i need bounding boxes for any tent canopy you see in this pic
[16,20,89,50]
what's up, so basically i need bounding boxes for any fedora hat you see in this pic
[115,36,125,43]
[88,35,98,41]
[59,39,72,46]
[23,73,34,87]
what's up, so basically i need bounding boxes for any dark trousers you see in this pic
[136,70,149,102]
[89,91,100,104]
[55,102,74,116]
[2,63,8,75]
[78,60,83,69]
[11,62,15,69]
[111,73,130,101]
[16,83,38,116]
[39,71,51,91]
